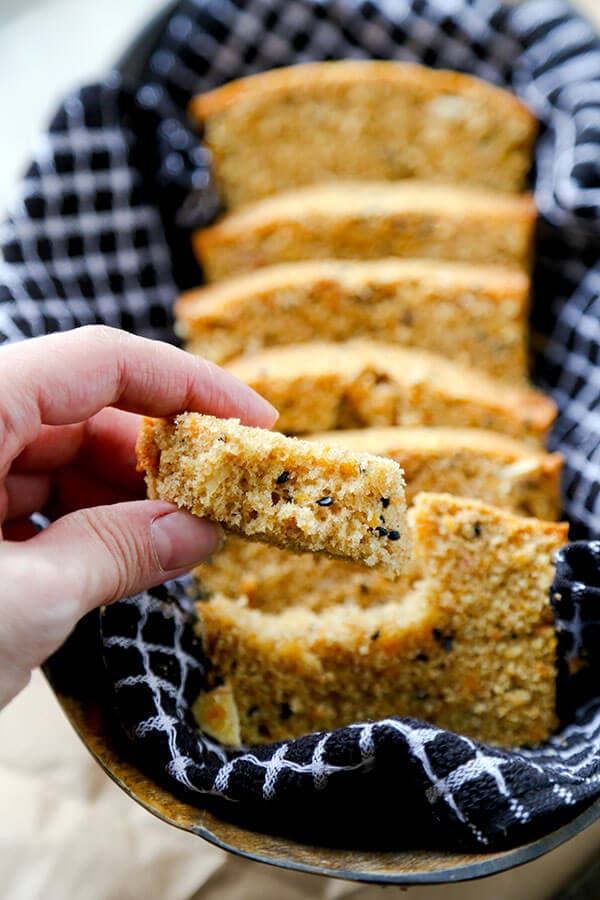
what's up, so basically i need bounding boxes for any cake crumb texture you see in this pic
[136,413,409,576]
[176,259,530,382]
[310,427,563,520]
[226,341,557,445]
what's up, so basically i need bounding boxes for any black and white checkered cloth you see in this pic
[4,0,600,851]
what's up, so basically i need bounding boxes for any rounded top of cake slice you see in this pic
[198,181,536,231]
[190,60,534,132]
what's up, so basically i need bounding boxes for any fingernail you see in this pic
[240,384,279,427]
[151,510,221,572]
[255,395,279,427]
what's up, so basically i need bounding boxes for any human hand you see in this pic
[0,325,277,710]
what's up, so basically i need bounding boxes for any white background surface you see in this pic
[0,0,166,211]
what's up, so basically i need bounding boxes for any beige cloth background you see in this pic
[3,1,600,897]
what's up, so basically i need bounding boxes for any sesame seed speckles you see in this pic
[279,702,293,720]
[316,496,334,507]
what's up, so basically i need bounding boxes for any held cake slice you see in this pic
[194,493,567,747]
[194,182,536,281]
[136,413,409,576]
[226,341,557,445]
[190,60,536,207]
[176,259,530,382]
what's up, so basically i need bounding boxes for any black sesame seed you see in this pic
[416,652,429,662]
[381,497,390,508]
[316,496,334,506]
[375,526,388,537]
[379,514,386,523]
[387,530,401,541]
[416,691,429,701]
[279,702,293,720]
[258,723,271,738]
[433,630,454,652]
[473,522,482,537]
[276,471,289,484]
[370,630,380,641]
[246,705,258,716]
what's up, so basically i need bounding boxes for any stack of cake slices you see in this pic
[173,61,569,748]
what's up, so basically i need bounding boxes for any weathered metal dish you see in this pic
[42,0,600,885]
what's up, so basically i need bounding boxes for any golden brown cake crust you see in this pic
[190,61,534,124]
[137,413,409,575]
[189,61,536,206]
[176,259,530,382]
[194,182,536,280]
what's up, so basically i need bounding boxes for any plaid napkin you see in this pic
[4,0,600,851]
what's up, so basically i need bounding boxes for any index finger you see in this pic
[0,325,278,467]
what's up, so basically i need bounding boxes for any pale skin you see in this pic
[0,325,277,710]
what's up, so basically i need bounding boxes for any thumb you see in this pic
[0,501,219,692]
[32,499,220,613]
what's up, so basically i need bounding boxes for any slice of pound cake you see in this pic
[226,341,557,445]
[189,60,536,207]
[194,182,536,281]
[136,413,409,576]
[194,493,567,747]
[176,259,530,382]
